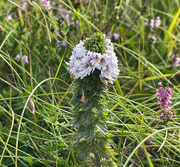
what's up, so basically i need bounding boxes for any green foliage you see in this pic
[0,0,180,167]
[84,32,106,54]
[71,69,111,164]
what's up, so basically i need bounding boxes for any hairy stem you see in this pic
[92,138,101,167]
[94,152,101,167]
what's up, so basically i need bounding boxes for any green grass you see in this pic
[0,0,180,166]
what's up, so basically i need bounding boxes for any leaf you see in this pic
[96,121,108,135]
[77,139,92,159]
[82,100,94,111]
[85,126,95,140]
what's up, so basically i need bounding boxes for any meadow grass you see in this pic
[0,0,180,166]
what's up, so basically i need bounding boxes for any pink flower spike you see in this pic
[154,86,173,120]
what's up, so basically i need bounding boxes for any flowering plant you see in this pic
[154,80,173,123]
[67,32,119,166]
[67,33,119,83]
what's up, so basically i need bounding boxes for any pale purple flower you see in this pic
[7,14,12,20]
[22,55,29,64]
[20,2,26,11]
[144,21,149,26]
[75,20,79,25]
[15,55,28,64]
[147,139,153,145]
[90,53,101,70]
[15,55,21,62]
[58,4,64,10]
[56,40,67,49]
[149,19,155,31]
[171,55,175,59]
[42,0,51,10]
[155,17,161,27]
[112,33,120,40]
[61,40,67,46]
[64,12,71,26]
[107,32,119,40]
[171,55,180,67]
[54,29,59,36]
[158,82,163,86]
[146,17,161,31]
[114,6,120,10]
[73,20,79,27]
[174,57,180,67]
[148,34,157,44]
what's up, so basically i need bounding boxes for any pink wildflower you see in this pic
[148,34,157,44]
[154,86,173,120]
[174,57,180,67]
[54,29,59,36]
[114,6,120,10]
[155,17,161,27]
[149,19,155,31]
[112,33,120,40]
[64,12,71,26]
[15,55,21,62]
[144,22,149,26]
[7,14,12,20]
[22,55,29,64]
[20,2,26,11]
[42,0,51,10]
[58,4,64,10]
[15,55,28,64]
[146,17,161,31]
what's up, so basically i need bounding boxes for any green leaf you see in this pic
[96,121,108,135]
[85,126,95,140]
[77,139,92,159]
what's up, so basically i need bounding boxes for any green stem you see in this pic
[92,138,101,167]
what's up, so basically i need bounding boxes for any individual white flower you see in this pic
[90,53,101,70]
[99,54,107,70]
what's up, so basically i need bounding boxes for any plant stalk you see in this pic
[94,152,101,167]
[92,138,101,167]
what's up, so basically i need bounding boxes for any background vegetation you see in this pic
[0,0,180,166]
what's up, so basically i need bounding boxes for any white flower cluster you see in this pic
[67,35,120,83]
